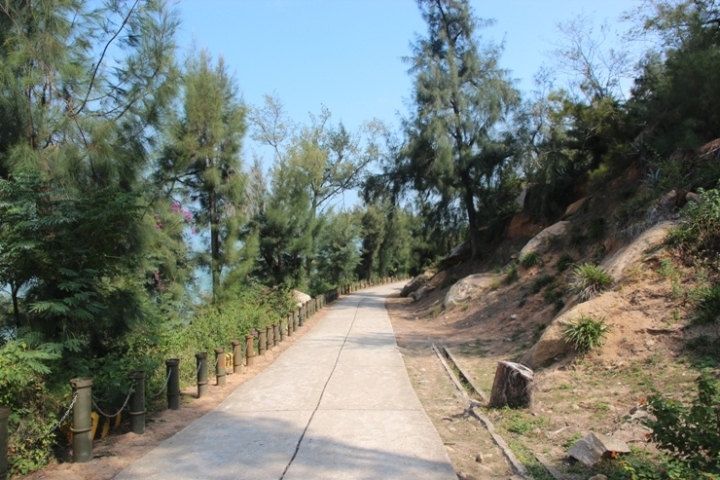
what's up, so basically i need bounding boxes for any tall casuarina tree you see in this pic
[405,0,520,259]
[160,50,247,301]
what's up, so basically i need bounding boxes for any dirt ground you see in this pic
[386,244,713,480]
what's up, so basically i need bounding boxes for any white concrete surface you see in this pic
[114,283,458,480]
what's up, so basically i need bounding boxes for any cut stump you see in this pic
[489,361,534,409]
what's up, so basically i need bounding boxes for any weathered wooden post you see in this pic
[272,323,280,346]
[215,348,226,386]
[245,334,255,366]
[0,406,9,480]
[258,329,266,356]
[70,377,93,463]
[266,325,274,350]
[129,371,146,434]
[166,359,180,410]
[231,340,243,373]
[280,319,287,342]
[287,313,294,336]
[196,352,208,398]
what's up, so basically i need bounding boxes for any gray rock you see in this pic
[400,270,435,297]
[568,432,630,467]
[443,273,498,308]
[519,221,571,257]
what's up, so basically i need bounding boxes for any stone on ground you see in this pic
[444,273,497,308]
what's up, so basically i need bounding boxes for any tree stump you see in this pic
[489,361,534,409]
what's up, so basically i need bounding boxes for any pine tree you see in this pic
[405,0,520,259]
[0,0,180,346]
[160,50,247,301]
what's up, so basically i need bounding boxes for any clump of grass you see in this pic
[569,263,613,301]
[693,284,720,325]
[530,274,555,294]
[504,264,519,284]
[519,251,541,268]
[556,253,575,272]
[563,315,610,353]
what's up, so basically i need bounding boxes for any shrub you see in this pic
[642,373,720,477]
[563,315,610,353]
[693,284,720,326]
[668,187,720,268]
[519,251,541,268]
[504,264,519,284]
[569,263,613,301]
[530,274,555,294]
[555,253,575,272]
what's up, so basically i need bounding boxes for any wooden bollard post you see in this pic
[231,340,243,374]
[166,359,180,410]
[0,407,9,480]
[70,377,93,463]
[245,334,255,366]
[258,329,266,356]
[196,352,208,398]
[266,325,273,350]
[215,348,226,386]
[287,313,294,336]
[280,319,287,341]
[298,305,305,327]
[129,371,146,434]
[272,323,280,347]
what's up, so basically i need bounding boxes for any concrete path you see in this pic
[115,283,458,480]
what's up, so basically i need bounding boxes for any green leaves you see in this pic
[644,374,720,476]
[562,315,610,354]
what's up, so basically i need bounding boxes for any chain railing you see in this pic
[0,275,407,470]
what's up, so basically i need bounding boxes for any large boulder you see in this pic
[521,292,650,369]
[519,221,571,257]
[400,270,435,298]
[444,273,498,308]
[562,196,589,219]
[293,290,311,307]
[438,241,471,268]
[600,220,676,283]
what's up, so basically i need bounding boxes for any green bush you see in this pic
[668,187,720,268]
[519,251,541,268]
[693,284,720,326]
[569,263,613,301]
[530,274,555,294]
[555,253,575,272]
[563,315,610,354]
[642,373,720,477]
[504,264,519,284]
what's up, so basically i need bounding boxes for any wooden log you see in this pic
[489,361,534,409]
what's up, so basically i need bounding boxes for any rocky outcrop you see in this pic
[400,270,435,298]
[522,291,651,368]
[293,290,311,307]
[439,241,471,268]
[411,284,435,302]
[562,197,589,219]
[600,220,676,283]
[444,273,498,308]
[518,221,571,257]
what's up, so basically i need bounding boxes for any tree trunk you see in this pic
[489,361,534,409]
[460,171,480,259]
[210,189,220,301]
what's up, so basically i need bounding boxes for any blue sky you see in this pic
[177,0,636,165]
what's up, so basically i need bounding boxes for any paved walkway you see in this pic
[115,283,457,480]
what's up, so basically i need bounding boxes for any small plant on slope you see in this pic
[569,263,613,301]
[642,373,720,477]
[563,315,610,354]
[519,251,541,268]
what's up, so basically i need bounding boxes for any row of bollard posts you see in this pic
[1,279,405,471]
